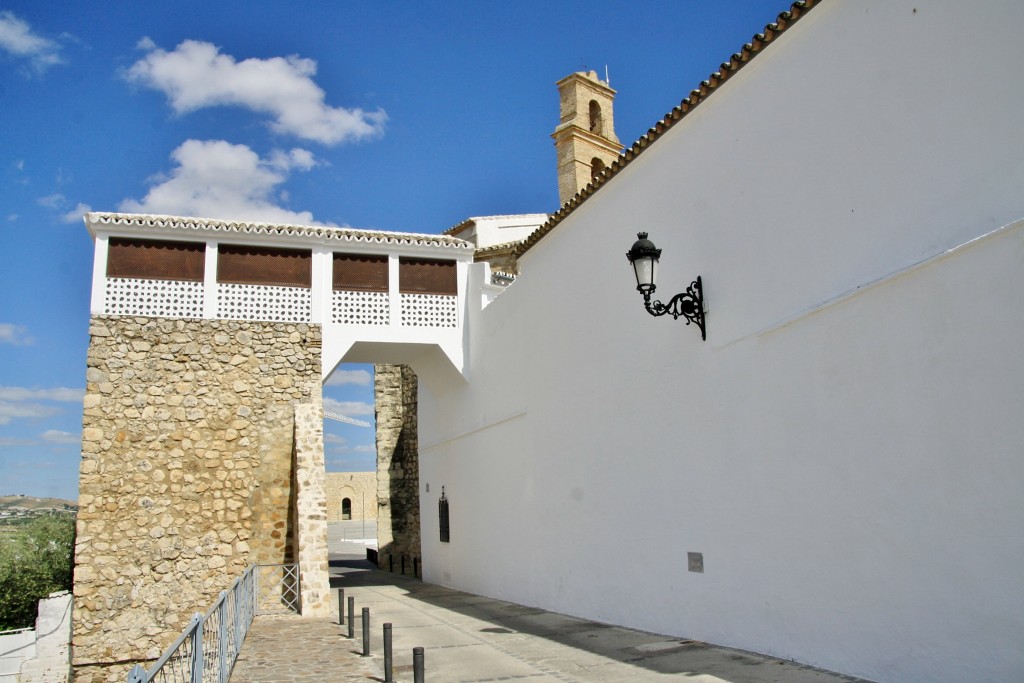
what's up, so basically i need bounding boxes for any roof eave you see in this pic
[85,212,476,256]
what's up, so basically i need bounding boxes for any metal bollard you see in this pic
[383,623,393,682]
[402,555,406,575]
[389,554,393,572]
[414,557,418,578]
[347,596,355,638]
[361,607,371,656]
[413,646,425,683]
[338,588,345,625]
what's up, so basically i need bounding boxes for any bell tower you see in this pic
[552,70,621,206]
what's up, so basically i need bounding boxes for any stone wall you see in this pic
[73,317,323,682]
[250,404,296,566]
[292,403,330,616]
[374,364,421,568]
[325,472,378,521]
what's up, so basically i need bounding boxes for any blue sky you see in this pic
[0,1,787,500]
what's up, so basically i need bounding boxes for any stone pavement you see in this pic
[230,562,871,683]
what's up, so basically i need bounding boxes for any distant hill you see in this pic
[0,495,78,513]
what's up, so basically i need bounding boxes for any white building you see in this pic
[445,214,549,251]
[413,1,1024,682]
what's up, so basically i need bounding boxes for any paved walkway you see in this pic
[231,561,870,683]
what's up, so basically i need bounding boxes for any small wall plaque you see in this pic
[687,552,704,573]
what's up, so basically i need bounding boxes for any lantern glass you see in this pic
[632,255,657,292]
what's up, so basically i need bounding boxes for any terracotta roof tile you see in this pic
[86,212,474,252]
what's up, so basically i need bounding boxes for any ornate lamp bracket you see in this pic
[626,232,707,341]
[641,277,705,340]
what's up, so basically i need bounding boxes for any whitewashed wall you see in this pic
[416,2,1024,682]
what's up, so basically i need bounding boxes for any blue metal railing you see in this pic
[126,564,298,683]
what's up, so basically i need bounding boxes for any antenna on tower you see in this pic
[605,64,610,85]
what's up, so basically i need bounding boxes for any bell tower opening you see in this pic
[588,99,603,135]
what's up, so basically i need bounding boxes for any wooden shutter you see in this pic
[333,253,388,292]
[217,245,311,287]
[106,238,204,281]
[400,258,457,295]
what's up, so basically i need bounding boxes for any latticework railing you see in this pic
[255,564,301,615]
[331,290,389,325]
[102,277,459,328]
[400,293,458,327]
[126,564,297,683]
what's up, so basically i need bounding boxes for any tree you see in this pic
[0,514,75,630]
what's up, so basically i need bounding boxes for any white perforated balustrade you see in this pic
[401,294,458,327]
[331,290,389,325]
[216,283,311,323]
[104,278,204,318]
[101,280,459,327]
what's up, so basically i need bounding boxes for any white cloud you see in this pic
[0,11,64,74]
[326,442,375,459]
[37,194,91,223]
[118,139,331,225]
[327,458,375,471]
[269,148,316,171]
[0,386,84,402]
[0,324,33,345]
[0,401,59,424]
[61,202,91,224]
[124,39,386,145]
[0,385,81,424]
[323,398,374,416]
[0,436,35,447]
[36,193,65,209]
[324,433,347,446]
[40,429,79,445]
[325,369,372,387]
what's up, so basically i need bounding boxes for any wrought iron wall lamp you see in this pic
[439,486,450,543]
[626,232,706,341]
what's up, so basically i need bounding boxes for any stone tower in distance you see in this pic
[552,70,621,206]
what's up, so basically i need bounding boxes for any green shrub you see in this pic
[0,514,75,630]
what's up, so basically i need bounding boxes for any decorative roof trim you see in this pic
[490,271,517,286]
[443,218,475,236]
[475,240,524,255]
[516,0,818,258]
[86,212,475,253]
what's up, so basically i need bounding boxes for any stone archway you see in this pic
[76,212,473,680]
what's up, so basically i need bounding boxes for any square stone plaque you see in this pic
[687,552,704,573]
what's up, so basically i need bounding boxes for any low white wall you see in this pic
[0,629,34,682]
[416,2,1024,682]
[0,592,73,683]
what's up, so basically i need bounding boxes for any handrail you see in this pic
[126,563,297,683]
[0,628,34,636]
